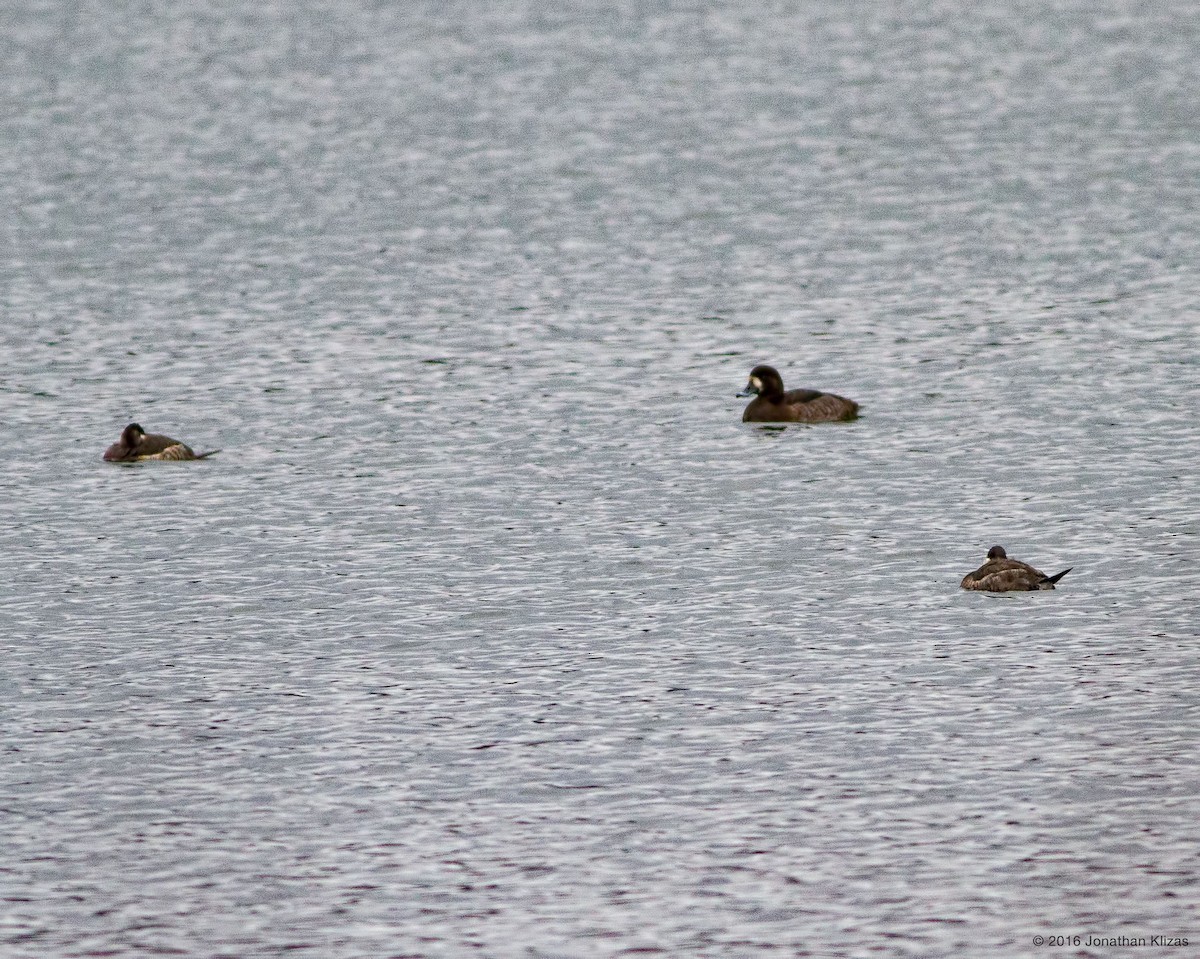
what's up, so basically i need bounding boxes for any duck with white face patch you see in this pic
[737,364,859,423]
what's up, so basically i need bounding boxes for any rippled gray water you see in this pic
[3,1,1199,956]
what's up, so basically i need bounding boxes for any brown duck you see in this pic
[960,546,1071,592]
[103,423,219,462]
[737,365,859,423]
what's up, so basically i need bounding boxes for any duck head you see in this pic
[737,365,784,400]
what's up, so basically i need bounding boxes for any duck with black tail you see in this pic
[960,546,1072,592]
[103,423,219,463]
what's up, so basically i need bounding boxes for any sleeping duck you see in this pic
[103,423,219,462]
[960,546,1071,592]
[737,365,859,423]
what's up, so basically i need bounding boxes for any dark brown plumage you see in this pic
[960,546,1071,592]
[737,365,859,423]
[103,423,218,462]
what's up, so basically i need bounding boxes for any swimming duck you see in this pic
[960,546,1071,592]
[103,423,219,462]
[737,365,859,423]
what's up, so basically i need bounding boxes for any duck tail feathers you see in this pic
[1040,567,1072,586]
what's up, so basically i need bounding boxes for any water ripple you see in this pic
[3,0,1199,956]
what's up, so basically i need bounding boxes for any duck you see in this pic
[960,546,1071,592]
[102,423,219,462]
[737,365,859,423]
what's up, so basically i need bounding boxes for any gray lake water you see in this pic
[2,1,1199,956]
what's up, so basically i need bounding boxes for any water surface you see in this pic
[2,1,1198,956]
